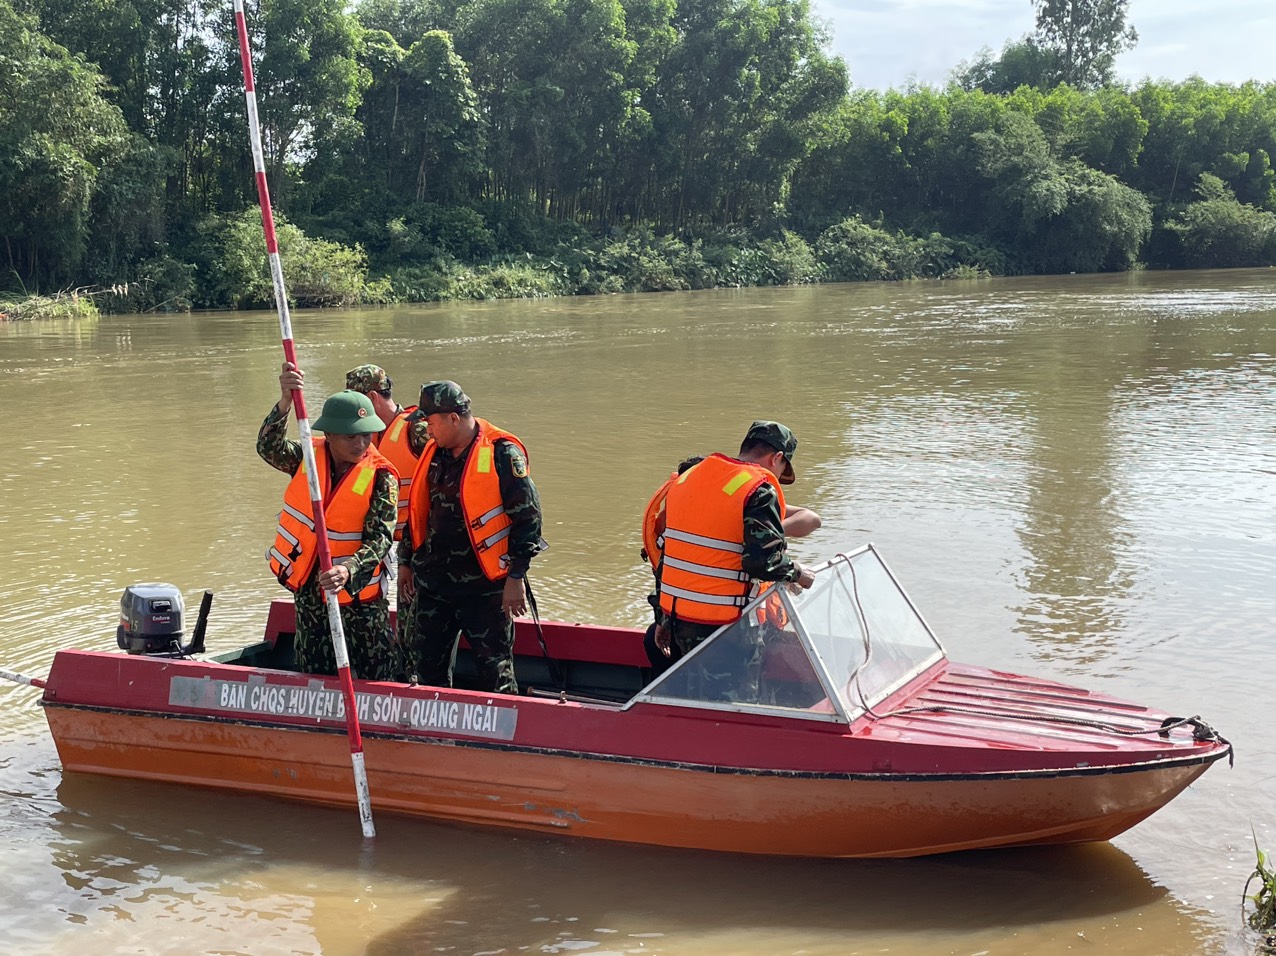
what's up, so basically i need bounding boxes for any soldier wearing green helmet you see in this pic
[256,362,400,680]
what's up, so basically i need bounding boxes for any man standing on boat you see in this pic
[344,363,428,678]
[654,421,816,670]
[641,449,821,677]
[398,381,544,694]
[259,363,400,680]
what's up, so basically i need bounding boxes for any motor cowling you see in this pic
[116,583,185,655]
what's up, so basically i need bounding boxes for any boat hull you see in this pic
[45,702,1218,858]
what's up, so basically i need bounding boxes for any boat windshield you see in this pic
[628,544,945,722]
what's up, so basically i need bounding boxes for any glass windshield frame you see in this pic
[625,544,947,723]
[788,545,946,720]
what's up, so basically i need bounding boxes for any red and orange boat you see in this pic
[34,545,1230,858]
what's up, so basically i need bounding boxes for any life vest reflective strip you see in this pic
[657,453,786,625]
[374,406,420,541]
[268,439,398,604]
[407,418,528,582]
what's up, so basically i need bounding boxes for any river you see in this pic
[1,268,1274,955]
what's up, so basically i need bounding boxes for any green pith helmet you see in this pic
[313,390,385,435]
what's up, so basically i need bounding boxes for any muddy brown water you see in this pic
[1,269,1273,954]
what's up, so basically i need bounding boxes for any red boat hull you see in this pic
[38,603,1229,858]
[44,703,1222,859]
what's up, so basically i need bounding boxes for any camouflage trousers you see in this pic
[410,585,517,694]
[294,583,396,681]
[666,614,759,702]
[388,589,415,682]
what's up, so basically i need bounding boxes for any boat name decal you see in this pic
[167,676,518,740]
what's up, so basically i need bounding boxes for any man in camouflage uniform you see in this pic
[398,381,543,694]
[258,362,399,680]
[344,363,429,679]
[641,452,822,678]
[654,422,816,698]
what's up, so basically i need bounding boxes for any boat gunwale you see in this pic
[41,698,1232,783]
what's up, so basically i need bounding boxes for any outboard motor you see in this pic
[116,583,212,656]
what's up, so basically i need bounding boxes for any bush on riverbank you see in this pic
[0,290,100,320]
[1163,175,1276,269]
[208,211,373,309]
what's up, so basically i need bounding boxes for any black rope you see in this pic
[523,578,565,690]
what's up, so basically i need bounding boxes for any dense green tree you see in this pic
[1030,0,1137,89]
[1129,79,1276,211]
[352,30,483,204]
[1163,173,1276,267]
[952,39,1061,95]
[973,111,1149,271]
[644,0,845,229]
[0,1,129,289]
[1005,84,1146,176]
[354,0,442,44]
[8,0,1276,303]
[251,0,368,200]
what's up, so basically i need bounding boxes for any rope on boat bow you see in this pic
[1160,715,1234,766]
[873,702,1234,760]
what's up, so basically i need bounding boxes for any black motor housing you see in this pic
[116,583,185,655]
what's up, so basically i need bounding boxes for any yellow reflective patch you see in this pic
[389,419,405,441]
[352,465,374,496]
[723,471,751,495]
[477,446,493,474]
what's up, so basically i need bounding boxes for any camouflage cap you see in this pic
[743,420,798,484]
[418,380,471,416]
[345,364,392,394]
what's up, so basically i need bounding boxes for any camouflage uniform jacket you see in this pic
[397,432,542,595]
[257,404,398,595]
[741,481,801,583]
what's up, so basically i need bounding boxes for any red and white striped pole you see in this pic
[232,0,375,839]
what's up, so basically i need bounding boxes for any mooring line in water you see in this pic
[231,0,375,840]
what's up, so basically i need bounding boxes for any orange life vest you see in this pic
[657,453,787,625]
[267,439,398,604]
[750,581,790,629]
[374,405,420,541]
[641,471,678,570]
[407,418,528,582]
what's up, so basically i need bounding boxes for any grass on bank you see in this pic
[0,289,100,320]
[1245,830,1276,953]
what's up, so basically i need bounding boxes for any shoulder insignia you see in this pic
[511,456,528,479]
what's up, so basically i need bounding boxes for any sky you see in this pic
[808,0,1276,91]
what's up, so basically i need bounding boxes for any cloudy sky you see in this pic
[808,0,1276,90]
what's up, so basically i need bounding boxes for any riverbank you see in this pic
[0,218,1003,317]
[0,290,100,321]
